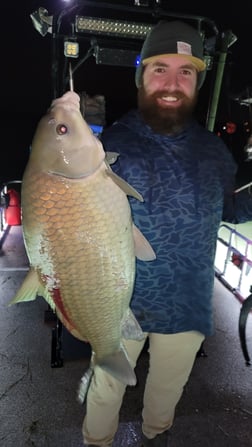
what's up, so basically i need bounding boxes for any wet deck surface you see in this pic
[0,225,252,447]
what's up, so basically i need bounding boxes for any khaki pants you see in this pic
[83,331,204,446]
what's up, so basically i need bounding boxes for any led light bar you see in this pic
[75,16,153,39]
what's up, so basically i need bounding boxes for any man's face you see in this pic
[138,55,199,134]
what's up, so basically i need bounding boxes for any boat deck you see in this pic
[0,225,252,446]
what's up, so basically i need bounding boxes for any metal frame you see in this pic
[48,1,228,130]
[31,2,238,130]
[215,223,252,303]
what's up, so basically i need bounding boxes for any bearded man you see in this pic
[82,20,252,447]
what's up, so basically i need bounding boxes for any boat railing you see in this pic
[215,223,252,302]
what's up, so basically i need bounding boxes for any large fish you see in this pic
[10,91,155,401]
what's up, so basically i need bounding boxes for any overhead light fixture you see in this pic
[75,16,152,39]
[30,7,53,36]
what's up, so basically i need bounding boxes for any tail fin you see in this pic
[77,347,136,405]
[77,366,94,404]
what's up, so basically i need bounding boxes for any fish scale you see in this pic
[10,91,156,397]
[21,167,135,358]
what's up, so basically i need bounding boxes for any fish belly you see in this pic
[21,164,136,361]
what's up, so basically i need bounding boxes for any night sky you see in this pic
[2,0,252,182]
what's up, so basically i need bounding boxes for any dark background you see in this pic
[2,0,252,182]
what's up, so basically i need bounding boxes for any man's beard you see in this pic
[138,87,198,135]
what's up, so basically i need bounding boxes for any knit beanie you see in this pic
[135,20,206,89]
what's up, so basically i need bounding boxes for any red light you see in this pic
[226,122,237,134]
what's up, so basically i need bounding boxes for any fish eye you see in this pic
[56,124,68,135]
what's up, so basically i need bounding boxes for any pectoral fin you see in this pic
[105,164,143,202]
[105,151,120,165]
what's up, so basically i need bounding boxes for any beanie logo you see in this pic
[177,41,192,56]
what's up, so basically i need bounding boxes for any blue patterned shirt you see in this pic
[101,110,252,336]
